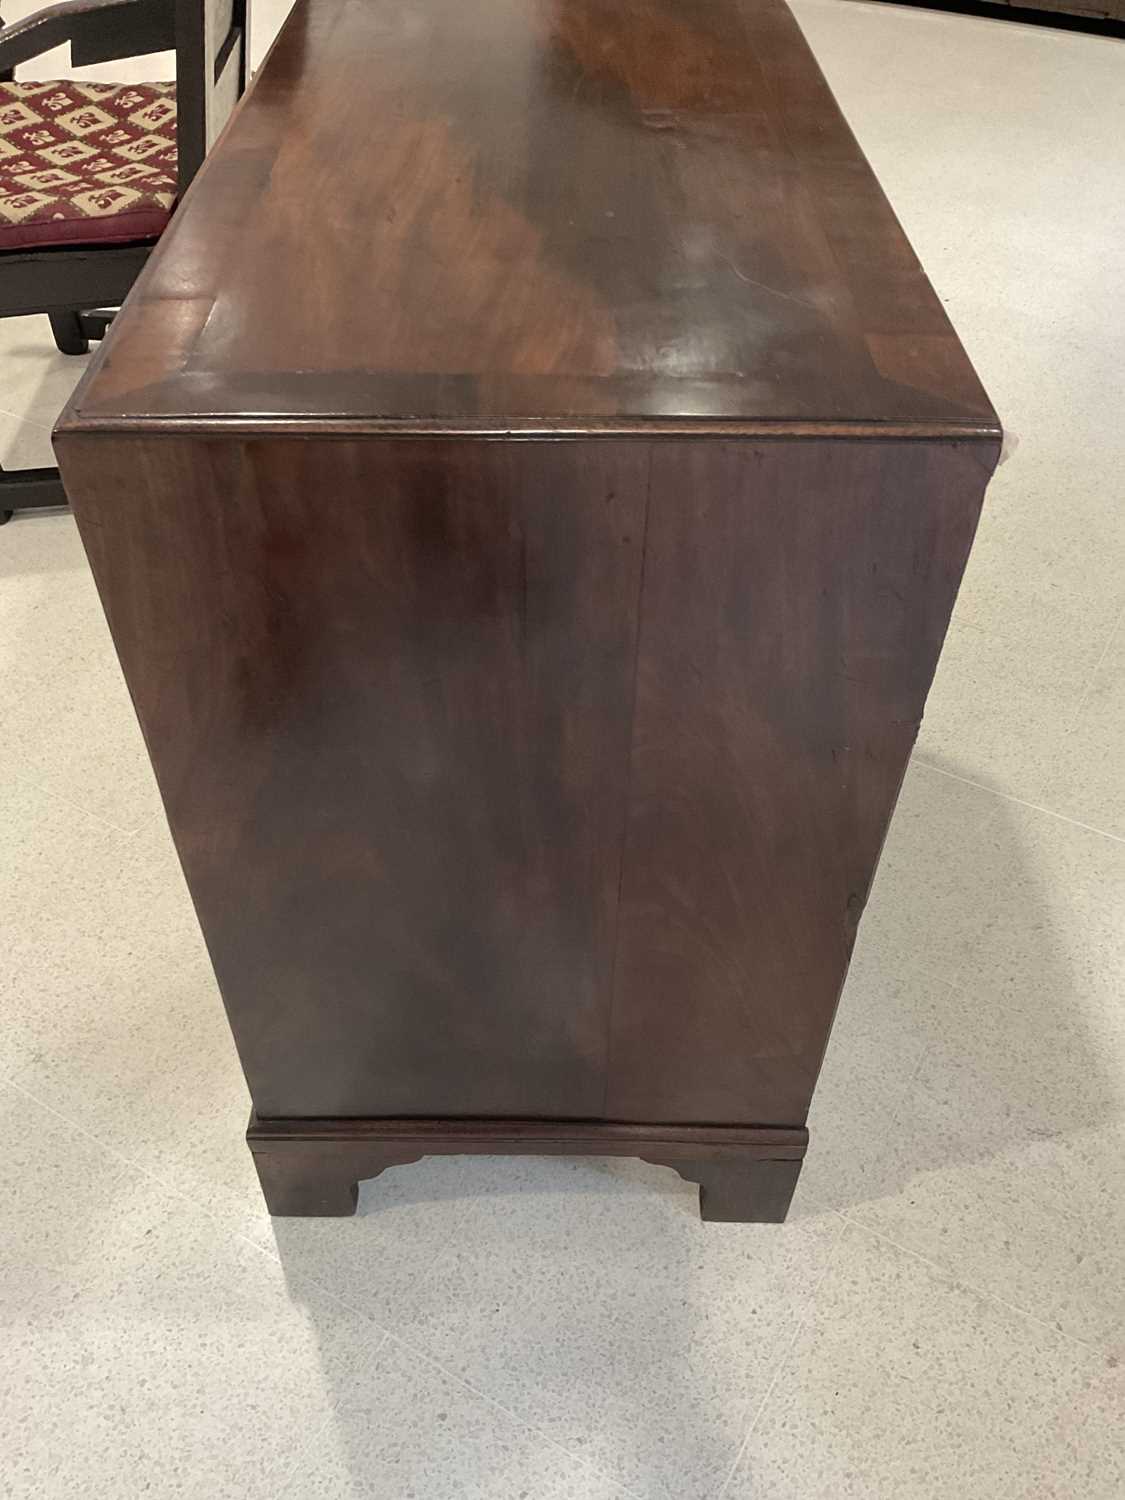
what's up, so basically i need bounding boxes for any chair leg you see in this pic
[0,460,69,520]
[78,310,116,342]
[48,310,89,357]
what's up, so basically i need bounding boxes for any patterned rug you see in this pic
[0,79,176,251]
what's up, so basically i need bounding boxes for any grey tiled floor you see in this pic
[2,1,1124,1495]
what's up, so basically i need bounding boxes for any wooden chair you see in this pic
[0,0,247,521]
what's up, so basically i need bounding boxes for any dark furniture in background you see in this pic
[57,0,1000,1224]
[977,0,1123,18]
[0,0,247,522]
[862,0,1124,32]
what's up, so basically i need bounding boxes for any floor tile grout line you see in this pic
[379,1327,649,1499]
[1064,599,1125,732]
[4,1062,484,1463]
[2,1074,145,1177]
[28,1042,1098,1388]
[118,1128,478,1317]
[902,979,960,1089]
[202,1190,642,1498]
[714,1213,850,1499]
[8,764,152,842]
[835,1214,1105,1358]
[129,1149,522,1405]
[4,1054,1106,1482]
[0,402,56,434]
[276,1161,488,1313]
[0,1077,304,1279]
[294,1173,792,1498]
[271,1330,396,1500]
[795,976,960,1219]
[6,1033,482,1326]
[283,1188,480,1322]
[0,1075,349,1307]
[912,758,1125,845]
[903,1034,937,1093]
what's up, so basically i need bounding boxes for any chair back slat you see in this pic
[175,0,246,193]
[0,0,175,76]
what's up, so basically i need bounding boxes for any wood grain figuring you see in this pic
[60,0,997,433]
[56,0,1000,1221]
[606,438,991,1123]
[72,435,649,1119]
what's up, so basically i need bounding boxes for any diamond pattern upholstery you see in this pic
[0,79,176,251]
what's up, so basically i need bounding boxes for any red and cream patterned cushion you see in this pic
[0,79,176,251]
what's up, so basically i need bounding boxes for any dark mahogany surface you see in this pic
[57,0,1000,1220]
[63,429,992,1127]
[60,0,997,434]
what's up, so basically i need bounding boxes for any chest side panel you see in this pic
[606,436,996,1124]
[62,433,649,1119]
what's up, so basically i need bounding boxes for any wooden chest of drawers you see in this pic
[56,0,999,1221]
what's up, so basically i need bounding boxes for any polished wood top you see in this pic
[61,0,998,437]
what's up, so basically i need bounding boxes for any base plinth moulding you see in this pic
[246,1114,808,1224]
